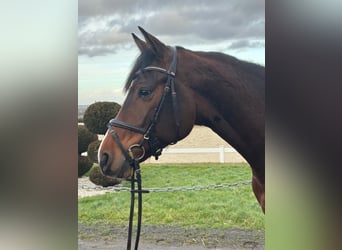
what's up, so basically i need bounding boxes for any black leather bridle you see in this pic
[106,47,179,250]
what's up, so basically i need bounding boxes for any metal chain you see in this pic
[80,180,251,193]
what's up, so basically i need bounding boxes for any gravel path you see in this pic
[78,177,114,198]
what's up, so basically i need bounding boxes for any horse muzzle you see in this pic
[99,151,132,179]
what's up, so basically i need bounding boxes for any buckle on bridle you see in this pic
[128,144,145,161]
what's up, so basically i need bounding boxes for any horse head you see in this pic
[98,27,195,179]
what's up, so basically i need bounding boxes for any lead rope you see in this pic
[127,160,149,250]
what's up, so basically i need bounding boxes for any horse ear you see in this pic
[138,26,167,56]
[132,33,147,52]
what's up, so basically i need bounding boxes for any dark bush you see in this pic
[78,155,93,177]
[78,125,97,154]
[83,101,121,134]
[89,165,121,187]
[87,140,101,163]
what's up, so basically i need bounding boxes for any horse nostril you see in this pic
[99,152,110,172]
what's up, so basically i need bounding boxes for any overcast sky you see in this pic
[78,0,265,105]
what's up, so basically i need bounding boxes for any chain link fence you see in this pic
[79,180,252,193]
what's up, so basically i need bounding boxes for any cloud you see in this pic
[78,0,264,57]
[78,46,116,57]
[228,39,265,50]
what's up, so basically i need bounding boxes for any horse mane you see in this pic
[195,50,265,80]
[124,49,156,92]
[124,47,264,93]
[229,55,264,80]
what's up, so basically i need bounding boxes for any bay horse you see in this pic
[98,27,265,213]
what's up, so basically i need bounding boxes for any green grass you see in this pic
[78,163,264,230]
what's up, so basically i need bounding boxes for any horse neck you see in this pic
[180,50,265,168]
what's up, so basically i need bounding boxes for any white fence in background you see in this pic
[146,145,246,164]
[162,146,237,163]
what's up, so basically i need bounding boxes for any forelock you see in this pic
[124,49,156,92]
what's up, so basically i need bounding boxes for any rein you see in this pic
[106,47,179,250]
[127,160,149,250]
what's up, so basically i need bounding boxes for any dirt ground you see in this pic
[78,223,264,250]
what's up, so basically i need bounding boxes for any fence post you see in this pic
[219,145,225,163]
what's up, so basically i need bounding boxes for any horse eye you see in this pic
[138,89,152,98]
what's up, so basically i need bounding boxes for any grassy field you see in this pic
[78,163,264,230]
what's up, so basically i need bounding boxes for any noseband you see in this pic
[106,47,179,250]
[107,46,179,162]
